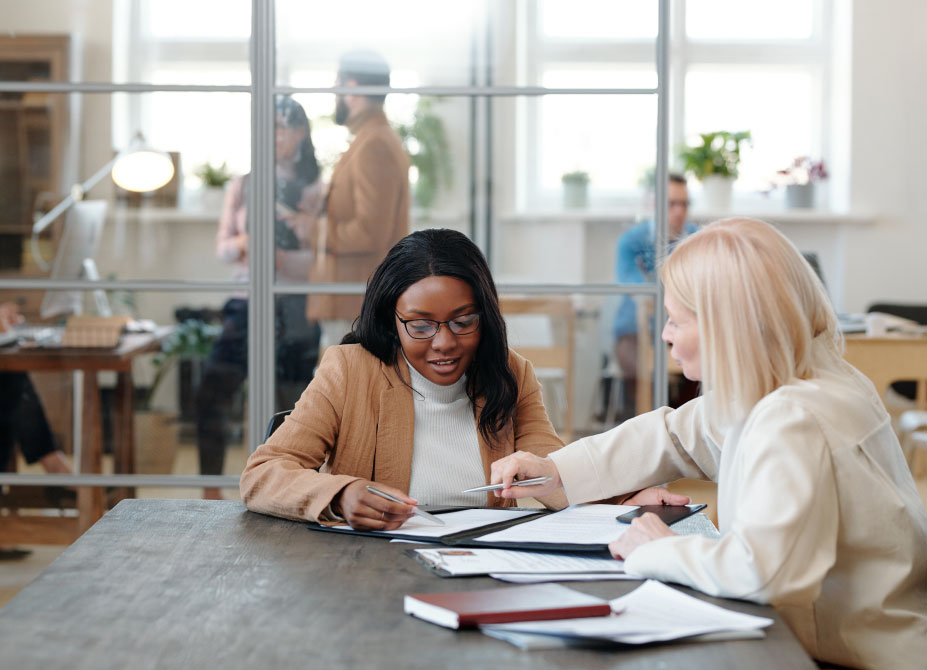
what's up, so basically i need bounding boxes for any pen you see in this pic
[461,476,552,494]
[365,485,446,526]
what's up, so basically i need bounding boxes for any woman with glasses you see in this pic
[240,228,683,529]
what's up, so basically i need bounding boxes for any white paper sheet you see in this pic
[413,546,626,576]
[481,580,773,645]
[490,572,639,583]
[335,508,539,539]
[474,504,636,545]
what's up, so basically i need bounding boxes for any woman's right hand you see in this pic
[0,302,23,333]
[332,480,416,531]
[489,452,562,500]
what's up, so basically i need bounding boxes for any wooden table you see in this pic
[0,499,815,669]
[0,329,166,543]
[844,332,927,411]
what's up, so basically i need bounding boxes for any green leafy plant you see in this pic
[146,319,221,409]
[677,131,752,180]
[561,170,590,185]
[194,161,233,188]
[396,97,453,210]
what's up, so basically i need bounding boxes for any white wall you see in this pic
[841,0,927,311]
[7,0,927,314]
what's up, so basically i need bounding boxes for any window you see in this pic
[521,0,835,210]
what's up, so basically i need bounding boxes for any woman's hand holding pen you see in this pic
[333,480,416,530]
[489,452,562,499]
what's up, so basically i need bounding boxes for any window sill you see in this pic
[500,208,875,226]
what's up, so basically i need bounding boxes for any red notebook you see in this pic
[404,583,612,630]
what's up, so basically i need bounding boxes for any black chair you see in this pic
[264,409,292,441]
[866,302,927,400]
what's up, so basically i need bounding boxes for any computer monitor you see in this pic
[40,199,110,319]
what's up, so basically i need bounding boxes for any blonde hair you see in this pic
[660,217,843,426]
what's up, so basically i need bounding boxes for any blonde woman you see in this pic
[489,218,927,669]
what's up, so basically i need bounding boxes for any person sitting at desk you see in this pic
[0,302,71,478]
[490,217,927,670]
[612,173,698,418]
[240,229,682,530]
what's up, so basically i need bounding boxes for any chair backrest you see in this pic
[500,295,575,441]
[866,303,927,325]
[264,409,292,441]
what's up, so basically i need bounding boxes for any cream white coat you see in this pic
[551,362,927,669]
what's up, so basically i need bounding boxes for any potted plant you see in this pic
[561,170,590,209]
[677,130,751,211]
[771,156,828,209]
[147,318,222,411]
[134,318,221,474]
[396,97,453,213]
[194,161,233,211]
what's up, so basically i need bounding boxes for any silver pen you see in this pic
[365,485,446,526]
[462,476,552,494]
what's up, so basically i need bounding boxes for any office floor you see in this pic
[2,445,927,610]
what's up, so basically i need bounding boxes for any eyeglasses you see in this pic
[395,312,481,339]
[668,199,690,208]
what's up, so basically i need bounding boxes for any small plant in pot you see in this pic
[677,130,751,211]
[195,161,232,188]
[194,161,233,211]
[769,156,828,209]
[561,170,590,208]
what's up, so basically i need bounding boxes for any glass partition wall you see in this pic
[0,0,672,531]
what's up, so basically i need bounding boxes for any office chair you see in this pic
[264,409,292,441]
[500,296,576,441]
[866,302,927,400]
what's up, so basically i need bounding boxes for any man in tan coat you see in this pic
[307,50,410,337]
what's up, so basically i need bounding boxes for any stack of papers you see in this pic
[409,509,719,584]
[481,580,773,648]
[413,547,636,582]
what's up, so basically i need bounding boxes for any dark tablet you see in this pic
[616,503,707,526]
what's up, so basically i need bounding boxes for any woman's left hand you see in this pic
[623,487,690,506]
[609,513,677,559]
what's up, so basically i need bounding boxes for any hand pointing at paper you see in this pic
[489,452,690,507]
[489,452,562,499]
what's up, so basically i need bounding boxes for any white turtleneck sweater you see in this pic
[405,361,485,506]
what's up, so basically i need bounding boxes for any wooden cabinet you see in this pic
[0,35,69,269]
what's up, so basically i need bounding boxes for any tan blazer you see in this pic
[240,344,567,523]
[307,107,410,321]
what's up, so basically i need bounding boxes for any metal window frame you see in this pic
[0,0,671,490]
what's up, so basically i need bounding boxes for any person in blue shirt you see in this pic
[612,174,697,418]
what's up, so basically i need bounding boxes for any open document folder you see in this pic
[308,503,719,553]
[481,580,773,649]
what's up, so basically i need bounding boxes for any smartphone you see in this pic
[616,503,707,525]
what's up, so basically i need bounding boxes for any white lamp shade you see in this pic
[110,150,175,192]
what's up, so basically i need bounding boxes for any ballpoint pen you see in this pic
[461,476,552,494]
[365,485,446,526]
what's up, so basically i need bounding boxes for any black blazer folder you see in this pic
[305,507,614,553]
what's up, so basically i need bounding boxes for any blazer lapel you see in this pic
[373,360,415,492]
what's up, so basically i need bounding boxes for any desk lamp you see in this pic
[30,132,175,271]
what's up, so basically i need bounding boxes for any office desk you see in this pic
[844,332,927,410]
[0,499,815,670]
[0,329,167,543]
